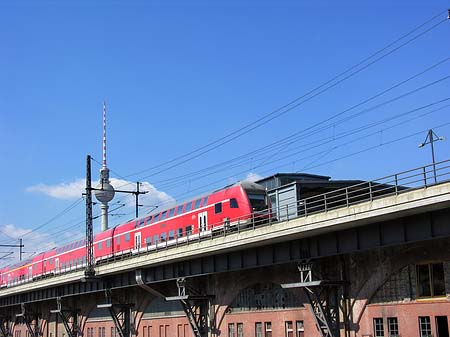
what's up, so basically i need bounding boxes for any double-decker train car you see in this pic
[0,181,270,288]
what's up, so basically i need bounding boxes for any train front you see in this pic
[240,181,272,224]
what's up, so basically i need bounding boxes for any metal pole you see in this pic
[136,182,140,218]
[429,129,437,183]
[19,238,23,261]
[85,155,95,277]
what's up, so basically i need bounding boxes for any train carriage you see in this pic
[0,181,270,288]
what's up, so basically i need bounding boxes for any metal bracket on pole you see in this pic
[165,278,214,337]
[50,297,80,337]
[281,263,345,337]
[16,304,41,337]
[98,290,134,337]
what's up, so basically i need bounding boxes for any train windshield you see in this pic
[247,193,267,211]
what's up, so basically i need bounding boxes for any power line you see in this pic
[21,198,84,238]
[122,10,448,182]
[133,103,450,212]
[147,70,450,191]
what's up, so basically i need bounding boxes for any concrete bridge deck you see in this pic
[2,181,449,299]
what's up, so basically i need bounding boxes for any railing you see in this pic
[77,159,450,266]
[3,160,450,288]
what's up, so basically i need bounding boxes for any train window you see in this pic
[153,235,159,244]
[49,258,53,265]
[214,202,222,214]
[248,194,267,211]
[116,236,121,245]
[145,237,151,246]
[160,232,166,242]
[168,230,175,240]
[82,256,86,264]
[169,208,175,217]
[194,199,202,209]
[98,242,102,250]
[177,204,184,214]
[137,219,145,227]
[177,228,183,238]
[125,233,130,242]
[159,211,166,220]
[185,202,192,212]
[106,239,111,248]
[44,260,46,267]
[202,196,209,206]
[230,198,239,208]
[186,225,193,236]
[145,216,151,224]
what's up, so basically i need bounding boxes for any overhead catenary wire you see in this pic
[131,102,450,212]
[147,72,450,191]
[120,10,448,184]
[10,90,449,248]
[3,10,448,264]
[147,57,450,188]
[6,106,450,258]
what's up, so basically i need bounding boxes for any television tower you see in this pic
[94,102,115,231]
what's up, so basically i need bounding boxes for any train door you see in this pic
[198,211,208,232]
[28,266,32,280]
[55,258,59,273]
[135,232,141,251]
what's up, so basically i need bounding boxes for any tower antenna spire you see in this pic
[103,101,107,169]
[94,101,115,231]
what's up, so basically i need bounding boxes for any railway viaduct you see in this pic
[1,163,450,337]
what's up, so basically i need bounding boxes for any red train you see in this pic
[0,181,269,288]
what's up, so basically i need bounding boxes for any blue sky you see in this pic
[0,0,449,264]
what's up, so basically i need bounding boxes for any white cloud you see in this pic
[26,179,86,199]
[245,172,263,182]
[0,224,58,265]
[25,178,176,214]
[108,179,176,213]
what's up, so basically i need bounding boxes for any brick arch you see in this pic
[132,292,158,334]
[214,266,301,332]
[79,300,104,336]
[351,240,450,328]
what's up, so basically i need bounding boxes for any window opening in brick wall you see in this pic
[285,321,294,337]
[419,316,432,337]
[255,322,262,337]
[237,323,243,337]
[228,323,235,337]
[296,321,304,337]
[264,322,272,337]
[387,317,399,337]
[374,318,384,337]
[416,263,446,298]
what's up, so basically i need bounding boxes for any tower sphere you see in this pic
[94,182,115,203]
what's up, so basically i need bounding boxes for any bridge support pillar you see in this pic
[281,262,345,337]
[166,278,215,337]
[16,303,42,337]
[50,297,80,337]
[98,290,134,337]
